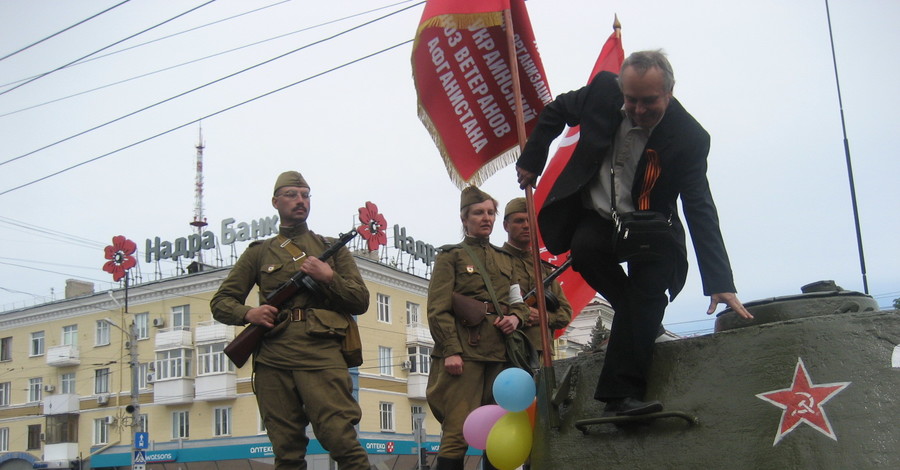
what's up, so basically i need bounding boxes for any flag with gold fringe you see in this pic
[412,0,551,189]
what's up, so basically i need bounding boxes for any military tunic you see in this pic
[211,223,370,470]
[425,236,530,459]
[501,242,573,353]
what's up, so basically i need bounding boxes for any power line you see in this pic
[0,0,132,63]
[0,1,422,169]
[0,0,418,119]
[0,0,216,97]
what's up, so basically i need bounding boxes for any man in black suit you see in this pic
[516,50,752,415]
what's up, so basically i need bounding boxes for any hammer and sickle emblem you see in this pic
[791,392,816,416]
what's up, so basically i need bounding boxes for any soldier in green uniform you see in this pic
[501,197,573,357]
[210,171,371,470]
[426,186,531,470]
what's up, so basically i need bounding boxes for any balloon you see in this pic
[463,405,507,450]
[493,367,536,412]
[525,399,537,428]
[486,411,533,470]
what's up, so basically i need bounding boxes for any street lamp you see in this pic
[101,318,141,470]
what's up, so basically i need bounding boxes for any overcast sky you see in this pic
[1,0,897,334]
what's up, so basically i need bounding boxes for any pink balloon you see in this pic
[463,405,508,450]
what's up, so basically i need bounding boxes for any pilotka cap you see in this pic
[504,197,527,220]
[460,185,492,210]
[274,171,309,195]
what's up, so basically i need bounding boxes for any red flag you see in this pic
[412,0,552,189]
[533,19,624,338]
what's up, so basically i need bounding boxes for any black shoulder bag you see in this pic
[610,149,674,262]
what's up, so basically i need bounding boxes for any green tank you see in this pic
[530,281,899,469]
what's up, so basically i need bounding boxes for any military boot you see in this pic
[435,456,464,470]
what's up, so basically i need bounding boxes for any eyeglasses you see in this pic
[276,190,311,200]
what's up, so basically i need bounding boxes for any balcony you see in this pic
[46,344,80,367]
[405,322,433,346]
[195,321,235,343]
[195,373,236,401]
[155,326,193,349]
[43,444,79,462]
[43,394,80,414]
[407,373,428,399]
[151,377,195,405]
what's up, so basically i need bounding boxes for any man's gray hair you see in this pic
[620,50,675,92]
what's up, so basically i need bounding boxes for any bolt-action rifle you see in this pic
[223,230,358,368]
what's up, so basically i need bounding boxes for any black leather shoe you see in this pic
[603,397,663,416]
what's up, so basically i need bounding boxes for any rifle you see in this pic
[223,229,358,368]
[522,257,572,312]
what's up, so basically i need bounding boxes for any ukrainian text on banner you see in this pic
[412,0,552,189]
[532,24,624,337]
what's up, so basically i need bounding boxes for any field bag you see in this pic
[610,149,674,262]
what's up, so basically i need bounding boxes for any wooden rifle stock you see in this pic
[522,258,572,311]
[223,230,358,368]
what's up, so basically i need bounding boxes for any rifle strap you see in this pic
[276,235,307,262]
[460,242,505,316]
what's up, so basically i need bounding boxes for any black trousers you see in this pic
[569,211,676,401]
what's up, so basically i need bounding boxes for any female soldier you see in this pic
[426,186,530,470]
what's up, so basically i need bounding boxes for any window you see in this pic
[30,331,45,356]
[95,320,110,346]
[62,325,78,347]
[411,405,424,431]
[0,427,8,452]
[28,378,43,402]
[138,363,150,389]
[61,373,76,395]
[138,414,148,433]
[156,349,192,379]
[377,293,391,323]
[198,343,233,375]
[172,305,191,330]
[214,407,232,436]
[172,411,190,438]
[93,418,109,445]
[134,313,149,340]
[94,368,110,394]
[0,382,9,406]
[408,345,432,374]
[378,346,393,376]
[27,424,41,450]
[379,402,395,432]
[0,337,11,361]
[406,302,421,326]
[46,414,77,444]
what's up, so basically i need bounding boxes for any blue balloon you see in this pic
[493,367,536,412]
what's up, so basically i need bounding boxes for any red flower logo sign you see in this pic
[103,235,137,282]
[358,201,388,252]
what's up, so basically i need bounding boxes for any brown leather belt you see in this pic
[290,308,304,321]
[485,303,508,315]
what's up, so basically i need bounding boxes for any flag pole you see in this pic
[502,9,553,369]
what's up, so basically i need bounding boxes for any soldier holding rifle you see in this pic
[211,171,371,470]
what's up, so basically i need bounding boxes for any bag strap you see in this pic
[276,234,307,262]
[460,242,505,315]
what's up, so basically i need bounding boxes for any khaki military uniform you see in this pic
[501,242,573,353]
[211,223,370,470]
[425,237,530,460]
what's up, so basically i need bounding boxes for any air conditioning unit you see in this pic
[39,432,45,442]
[97,394,110,405]
[400,360,412,371]
[43,384,56,393]
[146,373,155,384]
[105,416,116,425]
[152,318,165,328]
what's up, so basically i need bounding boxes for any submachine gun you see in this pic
[223,229,358,368]
[522,257,572,312]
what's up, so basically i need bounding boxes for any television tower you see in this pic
[190,125,208,266]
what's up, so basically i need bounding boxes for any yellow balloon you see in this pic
[485,411,533,470]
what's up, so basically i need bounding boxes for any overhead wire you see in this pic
[0,0,217,97]
[0,1,423,171]
[0,0,418,118]
[0,0,132,63]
